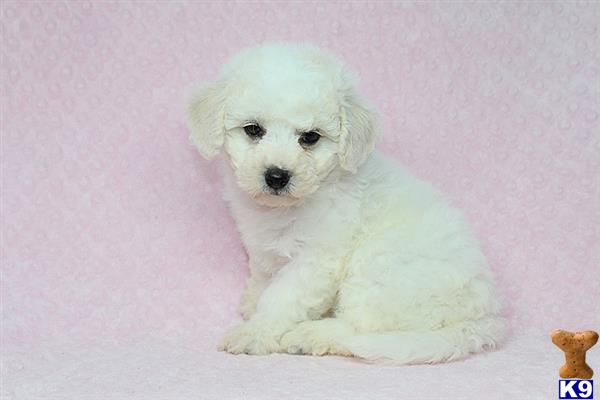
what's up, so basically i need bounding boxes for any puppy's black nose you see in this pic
[264,167,291,190]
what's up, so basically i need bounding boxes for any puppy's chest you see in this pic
[234,203,323,258]
[237,209,313,258]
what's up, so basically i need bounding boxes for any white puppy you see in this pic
[187,43,505,363]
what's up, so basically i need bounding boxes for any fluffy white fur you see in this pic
[187,43,505,364]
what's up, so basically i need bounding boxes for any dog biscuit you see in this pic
[551,329,598,379]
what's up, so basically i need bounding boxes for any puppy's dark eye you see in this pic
[299,131,321,146]
[244,123,264,139]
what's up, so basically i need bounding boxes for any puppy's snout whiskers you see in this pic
[263,181,293,196]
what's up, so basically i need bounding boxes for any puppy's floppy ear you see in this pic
[338,88,378,172]
[186,81,227,160]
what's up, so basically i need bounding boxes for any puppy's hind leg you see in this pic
[340,317,506,364]
[280,318,355,356]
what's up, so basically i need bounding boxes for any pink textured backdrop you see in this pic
[1,1,599,397]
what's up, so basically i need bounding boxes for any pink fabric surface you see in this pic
[3,332,597,400]
[1,1,599,398]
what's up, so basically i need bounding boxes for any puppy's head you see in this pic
[187,43,377,207]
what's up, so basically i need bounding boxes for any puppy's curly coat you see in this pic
[187,43,505,363]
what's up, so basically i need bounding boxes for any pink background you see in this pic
[1,1,599,398]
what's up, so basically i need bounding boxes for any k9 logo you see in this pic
[559,380,594,399]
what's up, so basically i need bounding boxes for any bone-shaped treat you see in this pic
[551,329,598,379]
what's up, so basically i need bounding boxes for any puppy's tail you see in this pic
[339,317,506,364]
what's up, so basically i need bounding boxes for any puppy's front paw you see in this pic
[280,320,352,356]
[218,319,290,355]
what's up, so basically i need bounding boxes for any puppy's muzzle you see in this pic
[264,167,291,191]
